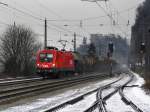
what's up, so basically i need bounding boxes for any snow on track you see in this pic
[57,93,97,112]
[1,76,119,112]
[0,77,42,84]
[124,72,150,112]
[106,93,134,112]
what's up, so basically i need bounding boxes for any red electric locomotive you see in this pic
[36,47,75,78]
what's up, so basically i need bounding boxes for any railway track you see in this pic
[84,74,127,112]
[0,72,109,104]
[85,73,144,112]
[0,77,42,86]
[44,72,144,112]
[44,73,123,112]
[84,77,121,112]
[0,72,104,86]
[119,85,143,112]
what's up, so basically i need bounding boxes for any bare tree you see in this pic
[0,24,41,76]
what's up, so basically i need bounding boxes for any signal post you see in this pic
[108,42,114,76]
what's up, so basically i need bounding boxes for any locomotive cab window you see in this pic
[40,53,53,62]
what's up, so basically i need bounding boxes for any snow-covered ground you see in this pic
[101,74,130,98]
[0,76,120,112]
[106,72,150,112]
[56,74,130,112]
[1,72,150,112]
[57,92,97,112]
[124,72,150,112]
[102,73,134,112]
[106,93,134,112]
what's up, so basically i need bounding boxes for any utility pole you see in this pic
[74,33,77,52]
[44,18,47,49]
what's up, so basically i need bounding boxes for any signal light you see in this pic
[108,42,114,53]
[140,43,145,54]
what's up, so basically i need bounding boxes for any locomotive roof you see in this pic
[46,46,58,50]
[38,49,73,54]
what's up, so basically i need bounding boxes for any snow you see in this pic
[124,72,150,112]
[102,88,116,98]
[0,76,119,112]
[106,93,134,112]
[57,74,132,112]
[106,72,150,112]
[3,72,150,112]
[102,74,134,112]
[0,77,42,84]
[57,93,97,112]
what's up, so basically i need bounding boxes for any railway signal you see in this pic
[140,42,145,54]
[107,42,114,76]
[108,42,114,54]
[72,33,77,52]
[140,42,145,66]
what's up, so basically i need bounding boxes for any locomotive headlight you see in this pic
[37,64,40,66]
[52,63,55,67]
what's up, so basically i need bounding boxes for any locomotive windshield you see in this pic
[39,53,53,62]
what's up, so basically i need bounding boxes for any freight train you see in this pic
[36,47,97,78]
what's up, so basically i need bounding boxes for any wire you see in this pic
[108,0,131,36]
[106,1,116,34]
[95,1,128,37]
[47,19,80,22]
[10,0,44,19]
[95,1,116,35]
[36,0,62,19]
[35,0,88,38]
[82,3,141,21]
[37,0,64,19]
[0,2,43,21]
[95,2,113,20]
[0,1,87,39]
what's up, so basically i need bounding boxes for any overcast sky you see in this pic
[0,0,145,50]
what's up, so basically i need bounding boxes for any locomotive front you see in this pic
[36,49,57,74]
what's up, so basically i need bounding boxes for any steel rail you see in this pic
[0,73,107,104]
[45,73,123,112]
[0,77,42,86]
[85,73,134,112]
[84,79,120,112]
[0,72,103,86]
[0,72,104,92]
[119,74,144,112]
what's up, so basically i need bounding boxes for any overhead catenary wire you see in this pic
[10,0,44,20]
[0,2,43,21]
[0,1,140,42]
[0,0,139,26]
[0,1,86,39]
[108,0,132,37]
[82,3,142,21]
[36,0,63,19]
[36,0,88,38]
[94,1,128,37]
[106,1,116,34]
[0,1,133,33]
[36,0,87,38]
